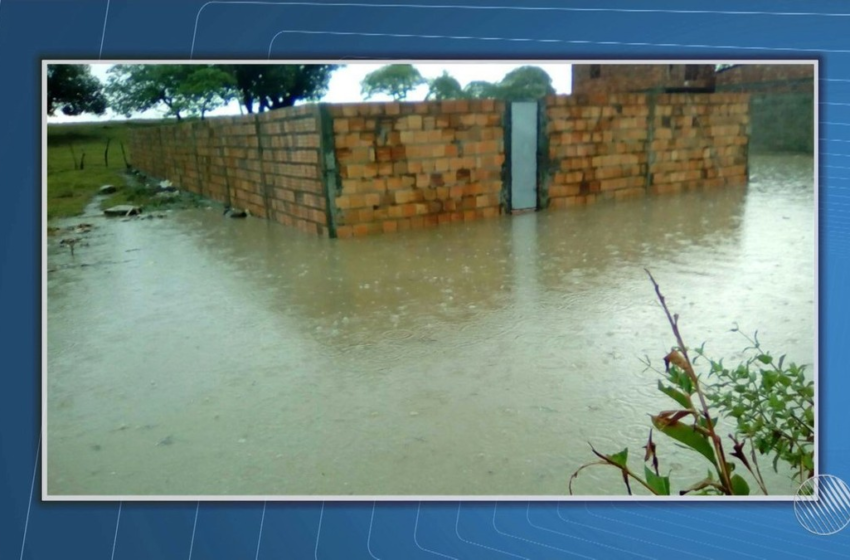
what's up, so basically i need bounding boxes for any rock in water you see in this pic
[104,205,142,217]
[227,207,248,218]
[99,184,118,195]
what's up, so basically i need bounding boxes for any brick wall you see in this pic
[326,99,505,238]
[544,92,749,207]
[715,64,814,153]
[715,64,814,94]
[128,105,328,236]
[129,93,750,238]
[572,64,716,95]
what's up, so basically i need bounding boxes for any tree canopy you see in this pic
[361,64,556,102]
[424,65,559,102]
[47,64,107,116]
[361,64,426,101]
[462,80,500,100]
[106,65,235,121]
[426,71,464,101]
[225,64,339,113]
[105,64,340,119]
[495,65,556,101]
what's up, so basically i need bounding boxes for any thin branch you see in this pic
[747,437,769,495]
[645,269,734,495]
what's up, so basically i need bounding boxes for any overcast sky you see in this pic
[47,62,573,123]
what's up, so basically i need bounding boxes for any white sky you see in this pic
[48,62,573,123]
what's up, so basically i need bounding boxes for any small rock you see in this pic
[104,205,142,217]
[99,184,118,195]
[59,237,81,255]
[154,191,179,200]
[224,207,248,218]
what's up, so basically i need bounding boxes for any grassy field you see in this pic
[46,120,161,220]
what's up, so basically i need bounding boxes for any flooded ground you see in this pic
[46,154,815,497]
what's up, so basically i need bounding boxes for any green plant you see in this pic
[569,270,814,496]
[696,329,814,487]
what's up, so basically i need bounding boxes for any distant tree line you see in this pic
[360,64,557,102]
[47,65,108,117]
[47,63,560,121]
[47,64,341,120]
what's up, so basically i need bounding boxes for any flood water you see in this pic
[46,154,815,497]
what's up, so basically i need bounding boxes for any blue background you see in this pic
[2,0,848,557]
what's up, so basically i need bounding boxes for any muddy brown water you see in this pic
[46,154,815,497]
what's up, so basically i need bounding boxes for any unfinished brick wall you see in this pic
[326,99,505,238]
[572,64,717,95]
[129,93,750,238]
[545,94,649,207]
[544,92,749,207]
[650,93,749,192]
[715,64,814,93]
[715,64,814,154]
[128,106,328,236]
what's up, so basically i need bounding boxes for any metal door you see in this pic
[510,101,539,211]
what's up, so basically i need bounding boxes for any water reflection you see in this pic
[46,154,814,496]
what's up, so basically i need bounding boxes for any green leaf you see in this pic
[698,414,718,430]
[804,407,814,426]
[731,474,750,495]
[668,366,694,394]
[768,394,786,411]
[652,416,717,467]
[762,371,778,391]
[802,454,814,472]
[756,354,773,365]
[658,381,692,409]
[609,448,629,468]
[644,466,671,495]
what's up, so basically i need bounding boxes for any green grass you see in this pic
[46,120,161,220]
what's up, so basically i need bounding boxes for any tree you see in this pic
[47,64,107,116]
[463,80,500,99]
[106,65,190,120]
[106,64,234,120]
[460,66,556,101]
[177,66,236,119]
[493,66,556,101]
[426,71,465,100]
[224,64,339,113]
[361,64,426,101]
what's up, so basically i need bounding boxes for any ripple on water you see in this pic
[46,154,815,496]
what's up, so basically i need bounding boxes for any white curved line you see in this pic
[18,433,40,560]
[265,29,850,57]
[414,502,458,559]
[367,502,381,560]
[192,0,850,57]
[454,502,529,559]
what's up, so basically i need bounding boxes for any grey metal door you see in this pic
[510,101,538,211]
